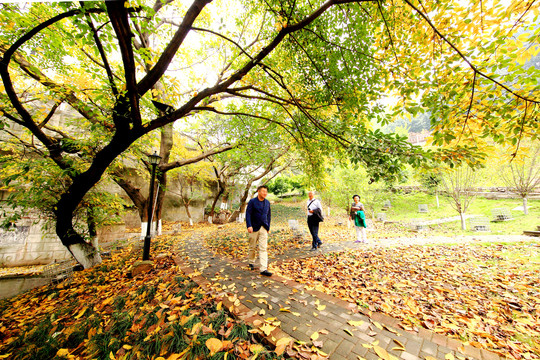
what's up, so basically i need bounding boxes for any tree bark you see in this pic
[459,212,466,230]
[54,134,132,268]
[210,186,225,217]
[183,200,193,226]
[522,197,528,215]
[154,122,174,235]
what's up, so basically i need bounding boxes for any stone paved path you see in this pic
[176,232,514,360]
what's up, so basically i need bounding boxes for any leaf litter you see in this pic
[0,231,294,359]
[273,242,540,359]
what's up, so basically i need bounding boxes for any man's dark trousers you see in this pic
[307,215,322,249]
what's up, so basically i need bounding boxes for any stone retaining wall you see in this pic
[0,217,70,267]
[0,217,127,267]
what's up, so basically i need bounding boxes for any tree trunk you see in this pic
[54,135,132,268]
[184,202,193,226]
[522,197,528,215]
[435,191,440,208]
[210,186,225,217]
[154,122,173,234]
[228,182,253,222]
[459,212,466,230]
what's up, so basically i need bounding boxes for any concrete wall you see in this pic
[0,275,48,300]
[0,217,128,267]
[0,217,71,267]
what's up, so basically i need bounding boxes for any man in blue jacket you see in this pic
[246,185,272,276]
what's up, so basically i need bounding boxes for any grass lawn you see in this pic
[273,192,539,237]
[379,192,539,235]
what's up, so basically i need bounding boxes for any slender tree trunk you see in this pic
[154,122,173,234]
[86,207,100,255]
[210,186,224,217]
[435,191,440,208]
[522,196,528,215]
[228,181,253,222]
[460,212,466,230]
[183,201,193,226]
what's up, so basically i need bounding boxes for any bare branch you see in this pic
[160,144,236,172]
[137,0,212,95]
[37,101,61,129]
[82,2,118,97]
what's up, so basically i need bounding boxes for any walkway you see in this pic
[175,232,509,360]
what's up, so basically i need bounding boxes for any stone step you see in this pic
[523,230,540,237]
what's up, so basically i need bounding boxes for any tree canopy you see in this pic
[0,0,539,267]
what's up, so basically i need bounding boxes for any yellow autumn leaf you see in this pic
[311,331,319,341]
[373,345,398,360]
[56,349,70,357]
[348,320,364,327]
[275,337,292,356]
[122,344,132,350]
[260,323,275,336]
[249,344,264,354]
[276,337,292,347]
[317,304,326,311]
[344,329,354,336]
[445,354,455,360]
[205,338,223,356]
[74,307,87,319]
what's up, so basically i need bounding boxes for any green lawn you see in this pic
[376,192,539,235]
[274,192,539,236]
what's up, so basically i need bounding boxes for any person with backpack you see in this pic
[306,191,324,251]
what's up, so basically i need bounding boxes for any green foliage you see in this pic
[1,0,539,262]
[418,172,443,193]
[266,175,305,196]
[349,130,429,183]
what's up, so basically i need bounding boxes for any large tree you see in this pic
[1,0,538,268]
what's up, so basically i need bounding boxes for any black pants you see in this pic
[307,216,322,248]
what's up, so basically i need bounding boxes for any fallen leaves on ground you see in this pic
[0,265,45,277]
[273,242,540,359]
[0,233,284,360]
